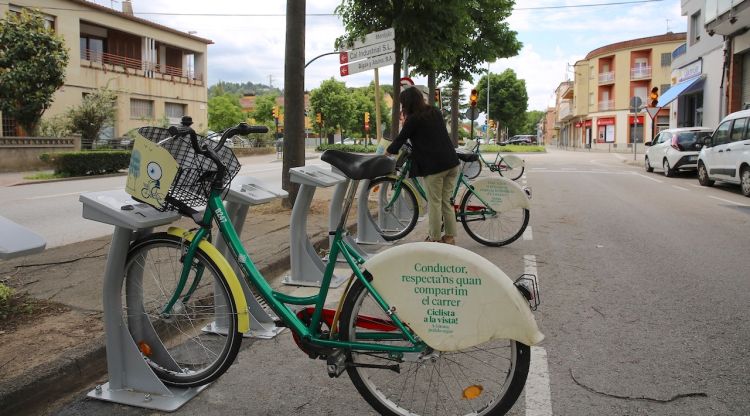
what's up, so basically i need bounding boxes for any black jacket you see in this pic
[386,108,459,177]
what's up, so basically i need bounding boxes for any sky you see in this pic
[90,0,687,111]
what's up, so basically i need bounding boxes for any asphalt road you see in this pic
[34,148,750,415]
[0,153,326,248]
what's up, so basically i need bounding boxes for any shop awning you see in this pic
[657,76,705,108]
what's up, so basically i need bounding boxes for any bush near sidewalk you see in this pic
[39,150,130,176]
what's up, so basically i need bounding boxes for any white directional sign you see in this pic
[340,40,395,64]
[339,28,396,77]
[340,52,396,76]
[342,28,395,51]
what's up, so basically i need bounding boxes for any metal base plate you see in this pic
[202,321,286,339]
[87,382,208,412]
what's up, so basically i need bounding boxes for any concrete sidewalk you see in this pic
[0,152,331,415]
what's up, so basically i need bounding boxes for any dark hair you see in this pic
[399,87,429,117]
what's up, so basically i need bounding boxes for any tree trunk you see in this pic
[427,72,436,107]
[282,0,305,208]
[449,76,460,146]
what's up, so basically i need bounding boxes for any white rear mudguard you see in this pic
[470,176,530,211]
[365,242,544,351]
[500,154,525,170]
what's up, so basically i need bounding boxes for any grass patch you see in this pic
[480,144,546,153]
[23,172,69,180]
[0,283,34,323]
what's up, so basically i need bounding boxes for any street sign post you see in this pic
[340,53,396,76]
[338,28,395,143]
[630,96,644,161]
[465,107,479,121]
[340,40,395,65]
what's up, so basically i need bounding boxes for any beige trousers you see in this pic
[423,165,459,241]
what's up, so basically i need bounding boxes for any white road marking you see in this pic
[526,347,553,416]
[631,172,663,183]
[523,254,551,416]
[708,195,748,206]
[523,226,533,240]
[672,185,689,191]
[26,191,87,200]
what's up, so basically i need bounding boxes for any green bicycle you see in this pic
[365,143,531,246]
[460,139,526,181]
[121,120,542,415]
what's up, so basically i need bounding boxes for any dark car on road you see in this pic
[503,135,535,145]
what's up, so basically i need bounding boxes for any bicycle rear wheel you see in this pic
[339,278,530,416]
[461,159,482,180]
[459,191,529,246]
[123,233,243,387]
[364,177,419,241]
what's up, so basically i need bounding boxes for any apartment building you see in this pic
[704,0,750,116]
[558,33,686,150]
[0,0,211,138]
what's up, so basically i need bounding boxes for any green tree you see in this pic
[309,78,355,141]
[0,9,69,135]
[250,94,280,125]
[520,110,545,135]
[476,69,528,138]
[208,93,243,131]
[67,87,117,149]
[336,0,520,143]
[346,83,390,141]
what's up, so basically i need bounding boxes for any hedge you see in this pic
[315,143,378,153]
[39,151,131,176]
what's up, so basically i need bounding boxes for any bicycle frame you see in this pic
[389,157,497,221]
[169,183,426,354]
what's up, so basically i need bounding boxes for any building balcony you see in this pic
[631,66,652,80]
[557,100,573,121]
[558,82,574,100]
[598,100,615,111]
[80,49,203,85]
[705,0,750,36]
[598,71,615,84]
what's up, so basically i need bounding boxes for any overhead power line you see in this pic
[0,0,667,17]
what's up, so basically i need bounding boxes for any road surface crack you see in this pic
[570,368,707,403]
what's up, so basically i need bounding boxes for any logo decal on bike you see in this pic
[215,208,227,223]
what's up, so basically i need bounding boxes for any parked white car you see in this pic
[697,109,750,197]
[644,127,712,176]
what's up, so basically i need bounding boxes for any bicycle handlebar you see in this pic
[167,118,270,188]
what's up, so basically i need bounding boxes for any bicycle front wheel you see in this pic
[123,233,243,387]
[459,191,529,246]
[461,159,482,180]
[339,278,530,416]
[497,160,524,181]
[365,177,419,241]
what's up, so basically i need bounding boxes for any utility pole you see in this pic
[282,0,305,207]
[486,62,491,143]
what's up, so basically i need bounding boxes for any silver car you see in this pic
[644,127,713,177]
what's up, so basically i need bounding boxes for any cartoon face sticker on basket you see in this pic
[126,136,179,209]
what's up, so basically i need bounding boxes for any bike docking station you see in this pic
[283,165,349,287]
[328,167,375,260]
[354,178,389,245]
[206,175,288,339]
[0,215,46,260]
[79,189,202,411]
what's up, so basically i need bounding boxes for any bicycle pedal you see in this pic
[273,319,287,328]
[326,349,347,378]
